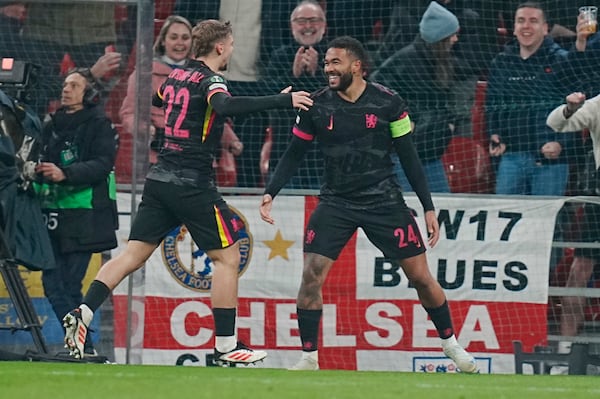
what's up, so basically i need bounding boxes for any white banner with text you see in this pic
[112,193,565,373]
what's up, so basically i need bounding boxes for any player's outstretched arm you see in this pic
[209,90,312,116]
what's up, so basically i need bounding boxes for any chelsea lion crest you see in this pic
[161,206,252,292]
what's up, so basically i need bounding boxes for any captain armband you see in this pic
[390,113,411,138]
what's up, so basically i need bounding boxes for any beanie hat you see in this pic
[419,1,459,44]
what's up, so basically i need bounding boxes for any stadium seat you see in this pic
[114,4,128,19]
[155,0,176,20]
[59,53,76,76]
[154,0,176,36]
[440,80,494,194]
[441,136,494,194]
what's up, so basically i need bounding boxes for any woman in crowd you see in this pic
[119,15,242,169]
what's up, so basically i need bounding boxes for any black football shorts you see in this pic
[129,179,239,250]
[304,201,427,260]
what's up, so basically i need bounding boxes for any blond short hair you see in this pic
[191,19,233,58]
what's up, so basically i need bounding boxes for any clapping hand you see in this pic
[293,46,319,77]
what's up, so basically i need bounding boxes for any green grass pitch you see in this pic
[1,362,598,399]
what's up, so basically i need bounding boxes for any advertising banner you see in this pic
[112,194,565,373]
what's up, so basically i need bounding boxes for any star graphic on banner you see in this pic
[263,229,295,261]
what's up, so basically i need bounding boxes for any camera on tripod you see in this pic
[0,58,42,189]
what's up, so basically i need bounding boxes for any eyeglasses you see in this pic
[292,17,325,25]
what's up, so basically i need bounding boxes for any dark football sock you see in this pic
[424,300,454,339]
[83,280,111,312]
[297,308,322,352]
[212,308,236,336]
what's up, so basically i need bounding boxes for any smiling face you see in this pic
[163,22,192,62]
[514,6,548,55]
[290,3,326,47]
[324,47,359,92]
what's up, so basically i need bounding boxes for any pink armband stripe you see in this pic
[292,126,313,141]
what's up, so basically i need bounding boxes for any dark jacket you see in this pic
[371,37,458,162]
[485,37,582,157]
[35,106,118,254]
[265,41,328,93]
[265,41,328,176]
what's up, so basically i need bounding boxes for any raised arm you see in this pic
[547,92,600,133]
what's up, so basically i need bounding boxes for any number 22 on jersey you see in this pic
[163,85,190,139]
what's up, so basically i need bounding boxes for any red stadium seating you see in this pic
[155,0,176,20]
[441,136,494,194]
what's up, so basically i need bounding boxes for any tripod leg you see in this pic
[0,260,48,354]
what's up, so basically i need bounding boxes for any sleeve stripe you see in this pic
[207,88,230,103]
[156,88,163,100]
[292,126,314,141]
[208,82,228,92]
[390,112,411,138]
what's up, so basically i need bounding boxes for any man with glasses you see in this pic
[264,0,327,189]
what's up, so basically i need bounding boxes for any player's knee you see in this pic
[409,273,438,291]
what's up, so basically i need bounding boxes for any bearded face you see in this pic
[328,69,353,92]
[324,47,357,92]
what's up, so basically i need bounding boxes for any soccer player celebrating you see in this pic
[259,36,478,373]
[62,19,313,364]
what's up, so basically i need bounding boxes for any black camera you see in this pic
[0,59,43,190]
[0,58,39,104]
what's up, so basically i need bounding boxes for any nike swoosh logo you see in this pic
[327,115,333,130]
